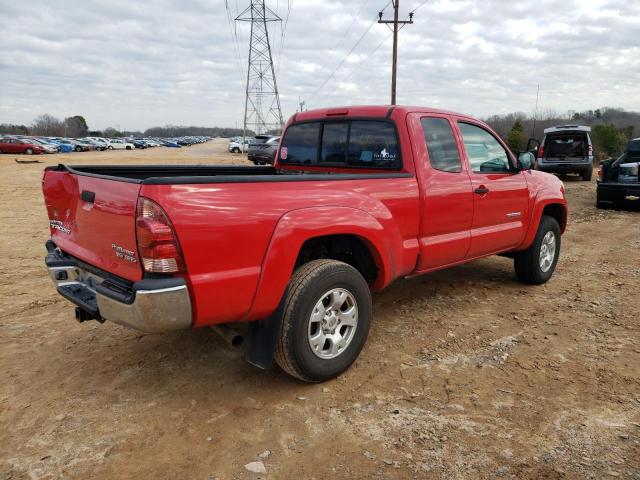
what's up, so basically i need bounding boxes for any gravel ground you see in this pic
[1,140,638,479]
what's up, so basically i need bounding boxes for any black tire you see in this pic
[582,168,593,181]
[75,146,81,152]
[232,147,240,153]
[108,145,113,150]
[126,146,132,150]
[274,259,372,382]
[25,148,33,155]
[514,215,561,285]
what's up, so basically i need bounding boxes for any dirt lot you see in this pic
[1,140,638,479]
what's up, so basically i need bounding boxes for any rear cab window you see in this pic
[279,120,401,169]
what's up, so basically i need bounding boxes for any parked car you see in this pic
[160,139,181,148]
[531,125,594,181]
[132,139,148,149]
[14,136,59,153]
[0,137,45,154]
[106,139,134,150]
[597,137,640,209]
[248,135,280,165]
[42,105,567,382]
[80,138,107,151]
[228,138,250,153]
[44,139,74,153]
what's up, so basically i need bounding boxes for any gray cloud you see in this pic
[0,0,638,130]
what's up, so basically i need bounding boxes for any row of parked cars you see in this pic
[0,135,210,155]
[228,135,281,165]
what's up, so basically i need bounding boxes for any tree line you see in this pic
[0,113,251,138]
[487,107,639,160]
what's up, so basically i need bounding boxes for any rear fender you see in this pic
[246,206,401,322]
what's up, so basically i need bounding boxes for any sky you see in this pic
[1,0,638,131]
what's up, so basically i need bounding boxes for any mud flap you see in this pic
[245,311,283,370]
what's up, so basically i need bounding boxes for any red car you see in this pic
[0,137,45,154]
[42,105,567,381]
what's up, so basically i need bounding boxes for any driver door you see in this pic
[455,121,529,258]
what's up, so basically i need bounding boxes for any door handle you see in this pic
[474,186,490,195]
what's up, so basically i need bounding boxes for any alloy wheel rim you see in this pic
[539,231,556,273]
[308,288,358,359]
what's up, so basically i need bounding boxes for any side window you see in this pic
[459,122,511,173]
[420,117,462,173]
[280,122,321,165]
[320,122,348,163]
[348,121,400,168]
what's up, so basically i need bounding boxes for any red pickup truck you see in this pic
[43,105,567,382]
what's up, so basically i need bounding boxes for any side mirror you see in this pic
[518,151,535,170]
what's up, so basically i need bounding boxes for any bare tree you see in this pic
[31,114,63,136]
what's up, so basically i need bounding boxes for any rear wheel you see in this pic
[232,147,240,153]
[582,168,593,181]
[514,215,561,285]
[275,259,372,382]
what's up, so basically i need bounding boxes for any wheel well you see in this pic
[542,203,566,232]
[295,235,378,285]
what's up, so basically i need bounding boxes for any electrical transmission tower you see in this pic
[236,2,284,137]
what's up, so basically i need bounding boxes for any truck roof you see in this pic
[293,105,475,122]
[544,125,592,134]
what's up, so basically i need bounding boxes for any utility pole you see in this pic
[298,97,306,113]
[378,1,413,105]
[236,1,284,141]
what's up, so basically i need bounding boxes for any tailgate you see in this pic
[43,169,143,282]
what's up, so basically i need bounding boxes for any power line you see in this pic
[309,1,394,101]
[225,0,247,86]
[275,0,292,74]
[409,0,430,13]
[333,0,372,50]
[343,31,393,82]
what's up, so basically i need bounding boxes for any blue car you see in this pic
[161,139,181,148]
[43,138,73,153]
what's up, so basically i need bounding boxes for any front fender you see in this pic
[518,186,567,251]
[245,206,404,321]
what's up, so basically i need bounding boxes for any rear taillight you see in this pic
[598,166,603,181]
[587,144,593,155]
[537,146,544,158]
[136,197,185,274]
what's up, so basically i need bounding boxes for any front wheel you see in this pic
[25,148,33,155]
[275,259,372,382]
[514,215,561,285]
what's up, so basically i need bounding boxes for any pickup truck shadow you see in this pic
[72,257,522,398]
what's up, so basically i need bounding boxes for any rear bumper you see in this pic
[537,162,591,172]
[597,182,640,198]
[45,242,192,333]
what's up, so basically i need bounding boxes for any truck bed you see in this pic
[51,164,410,184]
